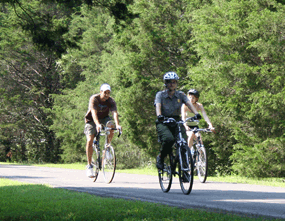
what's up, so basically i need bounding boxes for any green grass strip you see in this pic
[0,178,280,221]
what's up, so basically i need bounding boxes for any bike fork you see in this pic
[178,147,190,172]
[93,141,102,170]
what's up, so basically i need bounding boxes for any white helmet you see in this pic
[163,72,179,81]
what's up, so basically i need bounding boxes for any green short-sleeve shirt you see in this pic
[154,90,189,117]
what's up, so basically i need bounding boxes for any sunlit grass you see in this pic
[0,178,280,221]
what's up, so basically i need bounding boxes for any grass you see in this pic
[0,178,282,221]
[1,162,285,187]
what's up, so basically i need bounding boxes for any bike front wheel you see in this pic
[102,145,116,184]
[158,154,173,193]
[196,145,208,183]
[179,146,194,195]
[92,144,100,182]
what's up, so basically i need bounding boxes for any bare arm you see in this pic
[88,96,101,132]
[91,109,100,125]
[199,104,214,129]
[112,110,119,126]
[181,104,190,131]
[112,110,122,130]
[90,108,102,132]
[156,103,162,116]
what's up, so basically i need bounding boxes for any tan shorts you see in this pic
[84,116,112,136]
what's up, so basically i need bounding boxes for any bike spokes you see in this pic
[197,145,208,183]
[102,146,116,184]
[158,154,172,193]
[179,147,194,195]
[92,146,100,182]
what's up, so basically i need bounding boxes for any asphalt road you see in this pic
[1,164,285,219]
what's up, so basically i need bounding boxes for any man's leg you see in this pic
[86,134,95,165]
[156,122,175,169]
[84,122,97,177]
[106,120,115,146]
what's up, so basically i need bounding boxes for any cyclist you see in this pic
[181,89,214,150]
[84,83,122,178]
[154,72,201,170]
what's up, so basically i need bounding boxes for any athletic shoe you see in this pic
[86,164,95,178]
[156,155,164,170]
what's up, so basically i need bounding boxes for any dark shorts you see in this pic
[84,116,112,137]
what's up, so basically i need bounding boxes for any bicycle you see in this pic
[189,125,213,183]
[92,121,121,184]
[158,117,195,195]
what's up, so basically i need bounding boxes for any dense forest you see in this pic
[0,0,284,178]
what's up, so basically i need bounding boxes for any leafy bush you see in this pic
[231,139,285,177]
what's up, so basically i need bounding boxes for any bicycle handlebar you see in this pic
[191,128,214,133]
[162,117,214,132]
[162,116,198,125]
[103,127,122,137]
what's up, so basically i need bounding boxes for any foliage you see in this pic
[191,0,285,176]
[0,2,63,163]
[1,0,285,177]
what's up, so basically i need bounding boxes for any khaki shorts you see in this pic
[84,116,112,137]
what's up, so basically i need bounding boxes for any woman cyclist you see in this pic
[154,73,201,170]
[181,89,215,149]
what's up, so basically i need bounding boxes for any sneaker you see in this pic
[156,155,164,170]
[86,164,95,178]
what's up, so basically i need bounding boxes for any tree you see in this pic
[0,2,65,162]
[191,0,285,176]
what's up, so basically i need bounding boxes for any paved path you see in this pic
[1,164,285,219]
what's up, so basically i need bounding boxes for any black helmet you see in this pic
[188,89,200,98]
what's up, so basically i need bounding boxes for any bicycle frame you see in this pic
[163,117,195,172]
[191,128,212,152]
[158,116,195,194]
[175,122,190,172]
[94,124,121,158]
[93,137,102,170]
[190,127,212,183]
[92,121,121,183]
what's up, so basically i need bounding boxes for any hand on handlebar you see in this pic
[96,124,102,133]
[116,125,122,132]
[208,127,216,133]
[115,125,122,137]
[194,113,202,120]
[157,115,165,122]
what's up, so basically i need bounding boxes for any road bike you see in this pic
[158,117,195,195]
[189,125,213,183]
[92,121,121,184]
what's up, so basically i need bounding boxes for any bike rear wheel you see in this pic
[196,144,208,183]
[92,144,100,182]
[102,145,116,184]
[158,154,173,193]
[179,146,194,195]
